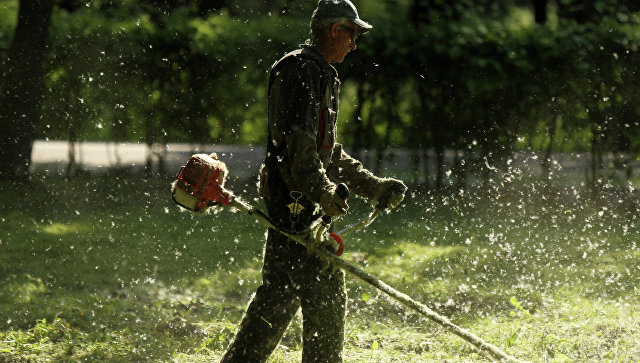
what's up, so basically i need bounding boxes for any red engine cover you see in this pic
[172,154,233,211]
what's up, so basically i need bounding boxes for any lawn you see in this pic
[1,172,639,362]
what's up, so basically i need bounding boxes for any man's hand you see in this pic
[374,178,407,211]
[320,186,349,216]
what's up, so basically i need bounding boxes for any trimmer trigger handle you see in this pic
[329,232,344,256]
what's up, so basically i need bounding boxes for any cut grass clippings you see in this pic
[1,173,639,361]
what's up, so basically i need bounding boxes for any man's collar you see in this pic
[301,44,337,72]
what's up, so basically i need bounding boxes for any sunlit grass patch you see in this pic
[481,292,640,362]
[0,274,47,305]
[348,242,464,282]
[39,221,92,235]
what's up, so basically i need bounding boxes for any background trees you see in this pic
[0,0,54,178]
[2,0,640,188]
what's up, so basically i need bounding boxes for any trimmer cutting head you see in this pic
[171,153,233,213]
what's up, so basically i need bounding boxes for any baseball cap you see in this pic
[312,0,373,33]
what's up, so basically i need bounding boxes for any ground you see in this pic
[1,174,639,361]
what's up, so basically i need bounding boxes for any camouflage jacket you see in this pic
[260,45,382,231]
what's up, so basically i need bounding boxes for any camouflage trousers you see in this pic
[220,227,346,363]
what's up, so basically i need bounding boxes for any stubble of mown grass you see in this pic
[1,174,639,362]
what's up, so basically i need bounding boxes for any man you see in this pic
[221,1,406,362]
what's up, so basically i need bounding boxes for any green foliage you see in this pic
[38,2,308,147]
[4,0,640,183]
[0,0,18,52]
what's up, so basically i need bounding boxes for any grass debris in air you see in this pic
[1,174,639,361]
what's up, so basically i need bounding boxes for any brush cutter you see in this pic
[171,153,522,362]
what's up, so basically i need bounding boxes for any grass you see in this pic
[1,172,639,362]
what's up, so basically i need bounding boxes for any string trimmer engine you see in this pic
[171,153,233,212]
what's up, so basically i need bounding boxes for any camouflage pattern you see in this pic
[220,229,346,363]
[222,46,388,363]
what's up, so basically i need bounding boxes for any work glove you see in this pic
[319,185,349,217]
[373,178,407,212]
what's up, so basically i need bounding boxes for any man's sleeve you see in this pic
[326,144,382,200]
[272,59,334,202]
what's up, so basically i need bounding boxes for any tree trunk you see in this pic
[411,150,420,184]
[541,114,557,181]
[157,142,168,176]
[66,130,77,179]
[435,146,445,190]
[588,109,604,187]
[375,91,397,175]
[145,141,154,177]
[144,110,155,177]
[421,147,430,189]
[361,101,375,170]
[415,82,432,188]
[351,83,365,161]
[533,0,548,24]
[453,150,466,191]
[590,126,599,186]
[0,0,54,179]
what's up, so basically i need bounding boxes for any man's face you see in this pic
[332,22,358,63]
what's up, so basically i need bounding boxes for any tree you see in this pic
[533,0,548,24]
[0,0,54,179]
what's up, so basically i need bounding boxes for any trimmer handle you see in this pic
[322,183,350,225]
[320,183,349,255]
[329,232,344,256]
